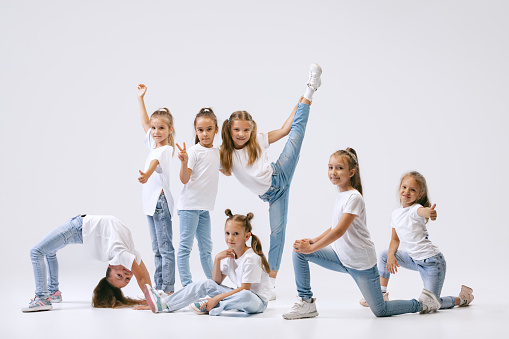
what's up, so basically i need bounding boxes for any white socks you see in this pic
[459,297,468,306]
[381,286,388,294]
[304,86,315,101]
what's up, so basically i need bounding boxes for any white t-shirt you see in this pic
[81,215,142,270]
[231,133,273,196]
[391,204,440,261]
[220,248,271,302]
[177,144,220,211]
[142,130,174,216]
[330,190,377,270]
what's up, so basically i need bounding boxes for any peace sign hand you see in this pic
[429,204,437,221]
[176,142,188,163]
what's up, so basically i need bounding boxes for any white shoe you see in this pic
[307,63,322,91]
[418,288,440,314]
[282,297,318,320]
[269,277,276,301]
[359,292,389,307]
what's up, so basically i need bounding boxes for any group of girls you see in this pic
[22,63,321,315]
[23,62,473,319]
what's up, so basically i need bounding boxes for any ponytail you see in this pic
[224,209,270,273]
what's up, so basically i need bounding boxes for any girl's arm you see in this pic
[138,84,151,134]
[417,204,437,221]
[267,103,297,144]
[176,143,192,184]
[267,96,311,144]
[386,228,401,274]
[212,249,234,285]
[138,159,159,184]
[201,283,252,312]
[294,213,356,254]
[130,260,152,293]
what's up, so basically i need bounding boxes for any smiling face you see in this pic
[328,155,355,192]
[224,220,250,255]
[107,265,133,288]
[399,175,423,208]
[195,117,218,148]
[150,117,172,147]
[230,119,252,149]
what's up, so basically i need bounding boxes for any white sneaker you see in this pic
[359,292,389,307]
[269,277,276,301]
[307,63,322,91]
[282,297,318,320]
[418,288,440,314]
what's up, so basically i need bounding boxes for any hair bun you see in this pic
[246,212,254,221]
[225,209,233,217]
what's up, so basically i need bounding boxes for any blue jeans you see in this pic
[293,246,422,317]
[177,210,213,287]
[147,193,175,293]
[379,250,456,309]
[30,215,83,299]
[163,279,267,316]
[259,102,310,271]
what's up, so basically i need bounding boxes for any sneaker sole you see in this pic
[459,285,474,306]
[282,311,318,320]
[22,304,52,312]
[143,285,161,314]
[188,304,208,315]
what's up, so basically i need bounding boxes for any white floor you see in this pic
[5,272,505,339]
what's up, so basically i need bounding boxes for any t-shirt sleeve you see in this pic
[109,251,136,271]
[240,255,262,284]
[220,258,229,276]
[149,146,172,172]
[410,204,424,221]
[144,130,155,150]
[259,133,270,149]
[343,193,364,216]
[187,147,198,171]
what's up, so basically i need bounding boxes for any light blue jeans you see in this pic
[259,102,310,271]
[293,246,422,317]
[177,210,213,287]
[147,193,175,293]
[379,250,456,309]
[30,215,84,299]
[163,279,267,316]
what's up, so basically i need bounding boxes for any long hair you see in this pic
[194,107,218,144]
[400,171,431,208]
[151,108,176,155]
[92,267,142,309]
[331,147,363,195]
[220,111,261,175]
[224,209,270,273]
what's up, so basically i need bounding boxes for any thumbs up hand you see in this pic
[429,204,437,221]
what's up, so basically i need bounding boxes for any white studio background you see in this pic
[1,0,508,337]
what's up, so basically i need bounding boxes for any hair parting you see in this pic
[224,209,270,273]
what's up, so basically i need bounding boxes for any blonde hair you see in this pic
[224,209,270,273]
[194,108,218,144]
[400,171,431,208]
[220,111,261,175]
[331,147,363,195]
[151,108,175,155]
